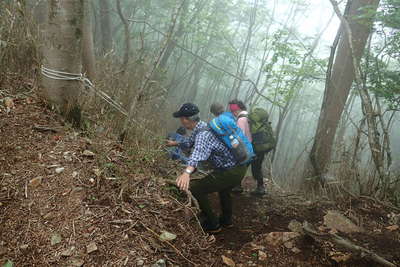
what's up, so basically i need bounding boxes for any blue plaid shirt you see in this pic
[180,121,237,169]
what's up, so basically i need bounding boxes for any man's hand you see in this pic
[176,172,190,191]
[166,140,178,147]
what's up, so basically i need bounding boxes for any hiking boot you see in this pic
[219,216,233,228]
[250,186,266,196]
[201,220,221,233]
[232,185,243,193]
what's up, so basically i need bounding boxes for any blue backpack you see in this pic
[209,112,254,165]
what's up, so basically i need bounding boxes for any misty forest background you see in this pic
[1,0,400,204]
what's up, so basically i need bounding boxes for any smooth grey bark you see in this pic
[41,0,84,127]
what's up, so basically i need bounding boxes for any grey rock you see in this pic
[324,210,363,233]
[51,233,62,246]
[69,258,84,267]
[151,259,166,267]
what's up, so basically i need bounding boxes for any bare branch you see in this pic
[127,19,282,107]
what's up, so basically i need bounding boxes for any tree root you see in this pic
[302,221,396,267]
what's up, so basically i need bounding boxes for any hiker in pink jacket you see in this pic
[229,102,252,143]
[229,99,266,195]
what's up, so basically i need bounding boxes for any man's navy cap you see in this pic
[173,103,199,118]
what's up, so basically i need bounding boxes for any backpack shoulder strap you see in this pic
[197,126,211,134]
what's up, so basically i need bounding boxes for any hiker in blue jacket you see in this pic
[166,103,247,233]
[166,127,189,164]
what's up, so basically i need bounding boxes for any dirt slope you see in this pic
[1,93,400,267]
[0,96,213,266]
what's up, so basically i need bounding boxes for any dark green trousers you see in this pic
[251,149,272,187]
[190,164,247,224]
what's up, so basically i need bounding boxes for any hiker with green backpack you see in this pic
[229,100,276,195]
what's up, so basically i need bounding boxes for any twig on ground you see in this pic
[167,194,205,235]
[359,195,400,212]
[303,221,396,267]
[140,222,197,266]
[33,125,59,133]
[109,219,135,224]
[24,181,28,199]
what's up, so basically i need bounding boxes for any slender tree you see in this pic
[99,0,112,55]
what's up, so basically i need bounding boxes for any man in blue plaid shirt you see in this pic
[167,103,247,233]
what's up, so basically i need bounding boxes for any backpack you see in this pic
[209,112,254,165]
[242,108,276,153]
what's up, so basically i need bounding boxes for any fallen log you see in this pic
[302,221,396,267]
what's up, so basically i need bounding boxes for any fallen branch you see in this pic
[303,221,396,267]
[109,219,135,225]
[33,125,59,133]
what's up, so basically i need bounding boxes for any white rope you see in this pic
[40,66,161,139]
[41,65,128,116]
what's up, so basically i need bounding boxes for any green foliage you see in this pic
[376,0,400,29]
[367,59,400,109]
[262,29,326,107]
[2,260,13,267]
[364,0,400,109]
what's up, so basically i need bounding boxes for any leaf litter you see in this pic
[1,92,400,266]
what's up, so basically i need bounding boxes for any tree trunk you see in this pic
[158,0,190,71]
[29,0,48,25]
[230,0,258,99]
[116,0,131,72]
[99,0,112,55]
[41,0,84,127]
[82,0,96,81]
[306,0,380,182]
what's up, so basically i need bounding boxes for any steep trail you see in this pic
[1,93,400,267]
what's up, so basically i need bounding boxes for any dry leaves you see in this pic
[330,252,351,263]
[386,225,399,231]
[222,255,236,266]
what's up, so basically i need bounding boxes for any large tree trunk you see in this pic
[99,0,112,55]
[41,0,84,127]
[82,0,96,81]
[306,0,380,183]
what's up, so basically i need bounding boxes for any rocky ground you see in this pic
[1,91,400,266]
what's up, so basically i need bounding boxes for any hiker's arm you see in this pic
[166,140,178,146]
[237,117,247,134]
[237,117,252,142]
[176,166,195,191]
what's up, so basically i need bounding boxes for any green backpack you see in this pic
[245,108,276,153]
